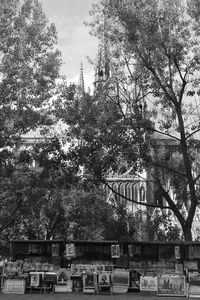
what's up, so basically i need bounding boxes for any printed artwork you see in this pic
[157,275,185,296]
[112,270,129,286]
[4,279,25,294]
[84,274,95,288]
[111,244,120,258]
[189,284,200,295]
[184,261,198,271]
[129,270,141,289]
[140,276,157,291]
[174,246,181,259]
[188,272,200,282]
[30,273,41,287]
[99,272,110,286]
[4,262,22,276]
[104,265,113,272]
[66,243,76,258]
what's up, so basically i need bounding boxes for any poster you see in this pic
[30,272,43,287]
[83,273,96,289]
[188,272,200,282]
[129,270,141,290]
[188,281,200,297]
[184,260,198,270]
[157,275,185,296]
[99,272,110,286]
[66,243,76,258]
[111,244,120,258]
[140,276,157,291]
[175,246,181,259]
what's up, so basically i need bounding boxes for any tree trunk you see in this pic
[183,224,192,241]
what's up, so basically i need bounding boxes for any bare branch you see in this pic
[152,128,180,142]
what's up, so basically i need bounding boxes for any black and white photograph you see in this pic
[0,0,200,298]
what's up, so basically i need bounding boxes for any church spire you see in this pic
[78,62,85,96]
[94,17,110,92]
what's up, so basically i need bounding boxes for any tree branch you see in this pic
[156,179,186,228]
[186,127,200,141]
[149,159,186,178]
[152,128,180,142]
[0,199,22,233]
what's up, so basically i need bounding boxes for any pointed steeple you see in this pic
[94,17,110,92]
[78,62,85,96]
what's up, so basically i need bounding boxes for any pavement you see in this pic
[0,292,188,300]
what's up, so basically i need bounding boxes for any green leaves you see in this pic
[0,0,61,148]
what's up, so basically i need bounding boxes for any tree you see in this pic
[0,0,61,148]
[62,0,200,241]
[0,0,62,236]
[0,138,79,241]
[62,182,139,241]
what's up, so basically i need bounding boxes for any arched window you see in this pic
[139,186,145,202]
[125,183,130,199]
[134,185,138,202]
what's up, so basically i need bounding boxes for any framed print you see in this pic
[175,246,181,259]
[113,270,129,286]
[184,260,198,271]
[105,265,113,272]
[85,274,94,288]
[188,280,200,298]
[111,244,120,258]
[129,270,141,290]
[140,276,157,292]
[30,272,43,287]
[99,272,110,287]
[3,279,25,294]
[157,275,185,296]
[66,243,76,258]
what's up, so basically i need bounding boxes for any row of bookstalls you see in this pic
[1,239,200,297]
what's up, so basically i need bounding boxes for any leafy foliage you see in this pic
[0,0,63,239]
[0,138,76,241]
[81,0,200,240]
[0,0,61,149]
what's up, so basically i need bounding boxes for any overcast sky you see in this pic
[41,0,99,89]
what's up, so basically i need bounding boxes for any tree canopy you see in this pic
[60,0,200,241]
[0,0,61,149]
[0,0,62,238]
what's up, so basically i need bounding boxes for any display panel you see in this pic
[157,275,185,296]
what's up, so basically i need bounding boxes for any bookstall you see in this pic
[68,240,200,296]
[2,240,65,294]
[4,239,200,296]
[67,240,118,294]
